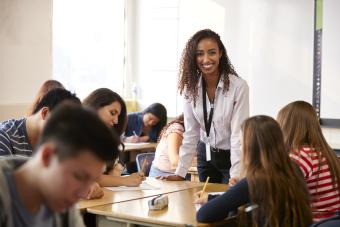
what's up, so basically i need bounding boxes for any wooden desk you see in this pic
[78,177,204,212]
[87,183,228,227]
[124,142,158,152]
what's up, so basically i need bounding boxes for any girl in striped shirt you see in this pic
[277,100,340,221]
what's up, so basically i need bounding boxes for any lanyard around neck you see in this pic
[202,79,215,138]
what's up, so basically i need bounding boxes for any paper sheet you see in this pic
[105,182,160,191]
[124,142,150,146]
[208,192,224,196]
[195,204,202,211]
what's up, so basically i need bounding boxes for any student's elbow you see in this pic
[196,209,214,223]
[169,158,179,170]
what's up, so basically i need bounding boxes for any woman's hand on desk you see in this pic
[86,182,104,199]
[193,190,208,205]
[123,172,146,186]
[228,177,238,186]
[157,175,185,181]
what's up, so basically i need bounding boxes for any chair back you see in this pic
[136,152,155,176]
[310,213,340,227]
[211,203,258,227]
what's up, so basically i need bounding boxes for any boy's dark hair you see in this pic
[32,88,81,114]
[38,103,119,161]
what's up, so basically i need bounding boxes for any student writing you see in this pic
[0,103,120,227]
[195,115,312,227]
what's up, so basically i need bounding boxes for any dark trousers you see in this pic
[197,141,231,184]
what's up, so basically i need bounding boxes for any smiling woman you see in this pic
[164,29,249,184]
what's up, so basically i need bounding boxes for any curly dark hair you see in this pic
[178,29,238,105]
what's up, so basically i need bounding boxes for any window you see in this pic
[53,0,125,99]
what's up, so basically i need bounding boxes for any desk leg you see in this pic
[96,215,161,227]
[97,215,140,227]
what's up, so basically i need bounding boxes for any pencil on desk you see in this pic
[200,176,210,198]
[140,158,147,174]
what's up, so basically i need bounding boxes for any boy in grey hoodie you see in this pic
[0,103,119,227]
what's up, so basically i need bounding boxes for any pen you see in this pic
[200,176,210,198]
[141,158,147,174]
[133,131,138,136]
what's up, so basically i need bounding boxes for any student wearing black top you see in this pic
[195,115,313,227]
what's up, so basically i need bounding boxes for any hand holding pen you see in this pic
[133,131,140,142]
[194,177,210,205]
[125,131,140,143]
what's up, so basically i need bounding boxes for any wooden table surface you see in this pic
[87,183,228,227]
[78,177,205,211]
[123,142,158,152]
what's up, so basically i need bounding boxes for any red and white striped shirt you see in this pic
[290,146,340,221]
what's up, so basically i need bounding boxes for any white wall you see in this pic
[0,0,52,120]
[321,0,340,119]
[134,0,340,147]
[134,0,180,116]
[0,0,339,147]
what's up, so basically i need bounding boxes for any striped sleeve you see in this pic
[0,129,13,156]
[289,148,313,178]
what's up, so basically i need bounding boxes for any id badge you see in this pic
[205,143,211,161]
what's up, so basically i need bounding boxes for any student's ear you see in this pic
[40,107,50,120]
[40,143,57,167]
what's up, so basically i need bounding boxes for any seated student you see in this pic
[0,88,80,157]
[149,114,184,177]
[195,115,312,227]
[0,103,120,227]
[277,101,340,221]
[83,88,145,190]
[26,80,65,116]
[124,103,167,143]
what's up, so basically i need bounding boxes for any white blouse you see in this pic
[175,74,249,178]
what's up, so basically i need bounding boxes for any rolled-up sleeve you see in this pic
[175,98,201,178]
[229,81,249,178]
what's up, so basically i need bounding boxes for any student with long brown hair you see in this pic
[195,115,312,227]
[83,88,145,194]
[277,100,340,221]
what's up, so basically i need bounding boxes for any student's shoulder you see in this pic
[168,122,184,133]
[0,118,25,132]
[165,123,184,137]
[127,112,143,125]
[128,112,142,118]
